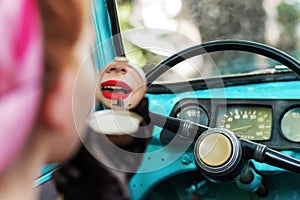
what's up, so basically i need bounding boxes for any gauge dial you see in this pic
[176,105,209,126]
[281,108,300,142]
[216,106,272,141]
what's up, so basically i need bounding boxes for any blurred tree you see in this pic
[179,0,266,75]
[180,0,266,43]
[277,1,300,56]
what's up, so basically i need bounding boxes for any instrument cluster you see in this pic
[163,99,300,149]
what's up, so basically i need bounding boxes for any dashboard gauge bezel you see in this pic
[215,105,273,141]
[160,101,210,144]
[174,103,210,127]
[280,106,300,143]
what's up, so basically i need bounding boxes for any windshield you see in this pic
[116,0,300,83]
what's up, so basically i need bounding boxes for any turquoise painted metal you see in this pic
[146,81,300,117]
[92,0,116,69]
[34,163,60,187]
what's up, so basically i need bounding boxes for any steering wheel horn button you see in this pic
[197,133,232,167]
[194,128,244,183]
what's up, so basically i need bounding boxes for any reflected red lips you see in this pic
[101,80,132,100]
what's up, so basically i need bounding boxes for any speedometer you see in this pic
[216,105,272,141]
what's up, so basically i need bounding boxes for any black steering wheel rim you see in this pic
[146,40,300,84]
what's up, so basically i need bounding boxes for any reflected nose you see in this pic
[106,65,127,74]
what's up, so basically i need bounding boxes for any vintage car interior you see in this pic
[37,0,300,199]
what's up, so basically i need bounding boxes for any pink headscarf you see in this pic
[0,0,43,172]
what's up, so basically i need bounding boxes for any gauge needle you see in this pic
[231,125,253,131]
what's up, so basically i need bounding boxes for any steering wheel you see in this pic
[146,40,300,83]
[145,40,300,183]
